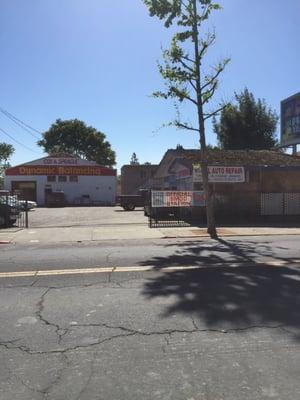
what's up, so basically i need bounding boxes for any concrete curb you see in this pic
[2,225,300,245]
[163,232,300,239]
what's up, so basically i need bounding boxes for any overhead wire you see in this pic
[0,127,40,154]
[0,106,42,139]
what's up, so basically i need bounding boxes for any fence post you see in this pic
[25,200,29,228]
[149,190,152,228]
[5,195,8,228]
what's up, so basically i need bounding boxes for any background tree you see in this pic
[143,0,229,238]
[38,119,116,167]
[213,88,278,150]
[130,152,140,165]
[0,143,14,162]
[0,142,14,189]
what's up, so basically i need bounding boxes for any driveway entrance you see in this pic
[28,206,147,228]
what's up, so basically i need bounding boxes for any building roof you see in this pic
[121,164,159,170]
[152,148,300,180]
[5,153,116,176]
[168,148,300,166]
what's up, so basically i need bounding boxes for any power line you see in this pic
[0,107,42,139]
[0,107,42,134]
[0,127,40,154]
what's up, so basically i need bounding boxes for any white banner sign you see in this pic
[193,166,245,183]
[151,191,205,208]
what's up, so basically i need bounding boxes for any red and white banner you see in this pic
[151,191,205,207]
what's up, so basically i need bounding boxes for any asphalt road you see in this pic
[1,235,300,272]
[1,236,300,399]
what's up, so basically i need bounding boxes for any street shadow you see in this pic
[141,238,282,268]
[142,238,300,340]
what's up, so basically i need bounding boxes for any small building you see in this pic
[4,154,117,206]
[121,164,159,195]
[151,148,300,221]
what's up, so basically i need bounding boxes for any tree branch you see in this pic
[202,81,218,104]
[187,77,197,91]
[201,60,229,91]
[174,121,199,132]
[182,53,195,64]
[177,57,194,74]
[204,104,228,120]
[170,86,198,105]
[199,33,216,59]
[201,69,222,91]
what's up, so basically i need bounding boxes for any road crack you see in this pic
[35,288,69,344]
[108,266,116,283]
[0,323,297,356]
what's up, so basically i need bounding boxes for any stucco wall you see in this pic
[5,175,116,205]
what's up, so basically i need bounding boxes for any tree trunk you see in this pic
[192,0,217,239]
[200,162,217,238]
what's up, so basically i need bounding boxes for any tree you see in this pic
[213,88,278,150]
[38,119,116,167]
[130,152,140,165]
[143,0,229,238]
[0,143,14,163]
[0,143,14,189]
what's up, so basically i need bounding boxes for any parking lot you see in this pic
[28,206,147,228]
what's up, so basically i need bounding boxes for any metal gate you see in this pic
[261,193,300,216]
[0,192,29,229]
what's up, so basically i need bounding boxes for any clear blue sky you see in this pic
[1,0,299,171]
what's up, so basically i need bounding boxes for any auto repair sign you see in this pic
[193,166,245,183]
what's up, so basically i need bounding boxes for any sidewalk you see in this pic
[1,224,300,244]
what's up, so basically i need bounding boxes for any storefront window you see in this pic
[58,176,67,182]
[47,176,56,182]
[69,176,78,182]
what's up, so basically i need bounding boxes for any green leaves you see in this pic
[213,88,279,150]
[0,143,14,188]
[0,143,14,163]
[143,1,222,27]
[143,0,182,27]
[38,119,116,167]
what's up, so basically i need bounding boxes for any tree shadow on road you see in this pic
[141,238,291,268]
[142,238,300,340]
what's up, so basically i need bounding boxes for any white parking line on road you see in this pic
[0,260,299,279]
[30,240,39,243]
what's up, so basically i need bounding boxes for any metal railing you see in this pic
[0,192,29,229]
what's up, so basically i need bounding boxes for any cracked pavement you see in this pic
[1,236,300,399]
